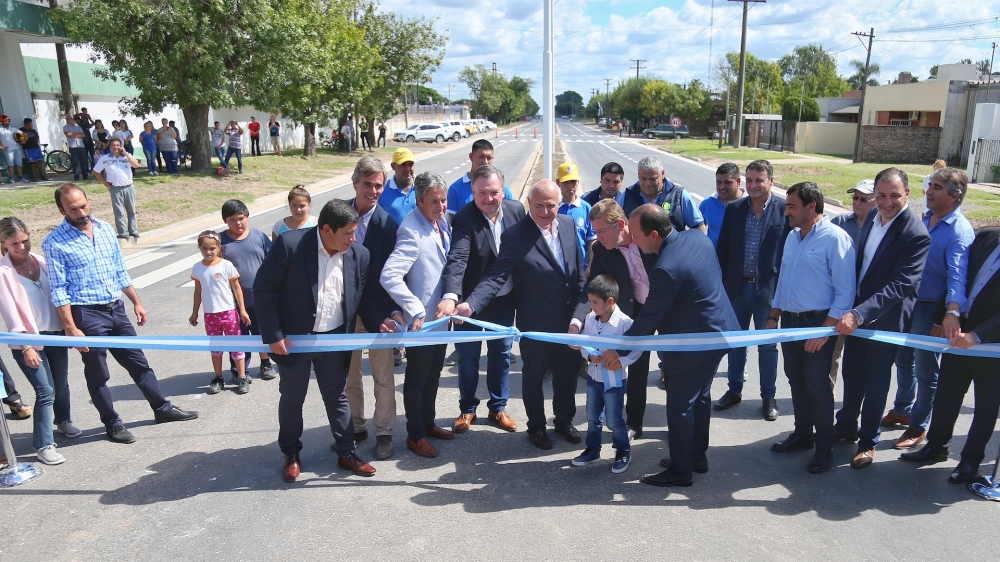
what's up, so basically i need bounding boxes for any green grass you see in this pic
[646,138,796,161]
[768,161,929,207]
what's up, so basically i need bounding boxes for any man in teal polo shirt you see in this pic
[557,161,596,270]
[378,147,417,225]
[447,139,513,215]
[699,162,745,247]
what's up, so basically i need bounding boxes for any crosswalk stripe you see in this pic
[125,251,174,270]
[131,253,201,289]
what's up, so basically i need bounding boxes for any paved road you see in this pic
[0,126,997,560]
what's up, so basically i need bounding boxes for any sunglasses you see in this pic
[853,195,873,202]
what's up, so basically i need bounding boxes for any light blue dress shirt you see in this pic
[773,217,857,320]
[917,207,974,308]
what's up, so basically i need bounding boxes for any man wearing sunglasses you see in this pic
[831,180,877,245]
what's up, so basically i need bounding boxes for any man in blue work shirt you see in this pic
[378,147,417,225]
[557,161,596,270]
[447,139,513,214]
[621,156,706,234]
[699,162,745,247]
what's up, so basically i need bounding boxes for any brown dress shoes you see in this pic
[338,452,376,477]
[407,437,439,458]
[489,410,517,431]
[453,413,476,433]
[426,426,455,440]
[282,453,301,482]
[893,428,926,449]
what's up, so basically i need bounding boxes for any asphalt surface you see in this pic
[1,125,998,560]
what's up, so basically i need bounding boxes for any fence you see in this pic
[970,138,1000,183]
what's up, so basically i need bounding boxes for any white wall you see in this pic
[794,122,857,155]
[0,34,36,123]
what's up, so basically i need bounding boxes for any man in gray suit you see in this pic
[381,172,455,459]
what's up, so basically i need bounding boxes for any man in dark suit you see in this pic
[901,228,1000,484]
[456,180,589,450]
[834,167,930,469]
[345,157,400,460]
[715,159,789,421]
[580,198,652,439]
[436,164,524,433]
[254,199,391,482]
[603,204,740,487]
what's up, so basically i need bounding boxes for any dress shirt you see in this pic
[618,243,649,304]
[354,203,377,245]
[742,198,770,277]
[580,306,642,389]
[92,153,134,187]
[860,205,908,284]
[830,212,863,246]
[442,206,511,302]
[42,217,132,307]
[917,207,974,308]
[313,229,345,332]
[968,239,1000,311]
[773,217,857,320]
[537,218,565,273]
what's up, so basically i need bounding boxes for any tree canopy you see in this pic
[459,65,538,122]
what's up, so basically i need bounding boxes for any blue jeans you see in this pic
[585,376,629,453]
[836,338,897,450]
[225,147,242,173]
[143,148,156,174]
[726,280,778,398]
[11,335,71,451]
[69,147,89,180]
[780,311,837,450]
[456,293,514,413]
[215,146,226,166]
[892,301,939,430]
[163,150,178,174]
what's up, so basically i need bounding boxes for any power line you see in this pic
[630,59,647,80]
[884,16,998,34]
[880,35,1000,43]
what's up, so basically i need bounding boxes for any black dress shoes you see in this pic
[714,390,742,411]
[554,425,582,444]
[641,469,693,487]
[528,429,553,450]
[832,429,859,443]
[154,406,199,424]
[659,457,708,473]
[354,428,369,444]
[807,449,834,474]
[771,432,815,453]
[949,461,979,484]
[762,398,778,421]
[900,444,949,463]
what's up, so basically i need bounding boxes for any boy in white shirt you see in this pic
[570,274,642,474]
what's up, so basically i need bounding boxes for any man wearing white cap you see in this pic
[557,162,596,270]
[831,180,876,246]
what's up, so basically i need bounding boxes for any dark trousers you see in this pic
[69,147,89,180]
[835,337,897,450]
[663,349,726,477]
[250,136,261,156]
[276,350,355,456]
[781,311,837,450]
[71,302,171,429]
[926,354,1000,467]
[377,133,386,147]
[0,354,22,404]
[519,338,582,433]
[625,301,651,431]
[404,344,446,441]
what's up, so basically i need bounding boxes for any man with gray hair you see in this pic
[456,180,589,450]
[885,167,974,451]
[621,156,706,234]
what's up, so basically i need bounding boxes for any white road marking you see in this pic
[125,251,174,269]
[131,253,202,289]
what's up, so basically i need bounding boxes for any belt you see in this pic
[741,276,756,283]
[111,184,132,188]
[74,300,121,310]
[784,309,829,318]
[309,325,344,335]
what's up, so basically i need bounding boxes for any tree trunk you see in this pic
[304,122,316,157]
[182,104,212,175]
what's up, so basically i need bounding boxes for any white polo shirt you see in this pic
[92,154,134,187]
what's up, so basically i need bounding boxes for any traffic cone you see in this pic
[515,127,519,138]
[533,127,537,138]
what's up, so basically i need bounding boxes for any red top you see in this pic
[248,121,261,136]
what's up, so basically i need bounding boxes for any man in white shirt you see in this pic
[93,139,141,244]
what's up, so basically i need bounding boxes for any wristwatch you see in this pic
[945,309,961,318]
[851,309,863,325]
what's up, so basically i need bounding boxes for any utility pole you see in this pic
[708,0,715,87]
[492,62,498,76]
[630,59,647,80]
[988,42,996,100]
[852,27,875,163]
[605,78,613,127]
[728,0,765,148]
[543,0,554,179]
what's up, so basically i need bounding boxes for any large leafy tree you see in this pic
[554,90,584,117]
[57,0,295,174]
[611,77,649,133]
[780,44,848,99]
[722,52,783,115]
[459,66,536,122]
[640,80,674,123]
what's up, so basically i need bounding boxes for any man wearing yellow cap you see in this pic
[557,162,596,270]
[378,147,418,225]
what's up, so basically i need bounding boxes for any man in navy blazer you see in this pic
[457,180,590,450]
[437,164,525,433]
[603,204,740,488]
[345,157,400,460]
[715,160,790,420]
[834,168,930,469]
[254,199,390,482]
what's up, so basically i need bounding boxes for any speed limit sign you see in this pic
[670,116,682,128]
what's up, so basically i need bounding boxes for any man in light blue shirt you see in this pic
[699,162,745,247]
[447,139,513,214]
[556,161,596,269]
[767,182,856,474]
[378,147,417,225]
[887,167,975,449]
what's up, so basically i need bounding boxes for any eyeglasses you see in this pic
[853,195,873,202]
[594,221,621,236]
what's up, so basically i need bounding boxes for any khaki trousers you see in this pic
[346,317,397,435]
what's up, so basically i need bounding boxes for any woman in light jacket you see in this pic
[380,172,454,459]
[0,217,79,465]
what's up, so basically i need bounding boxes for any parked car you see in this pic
[643,124,689,139]
[483,120,497,131]
[443,121,468,140]
[598,118,608,126]
[463,120,478,136]
[393,123,448,143]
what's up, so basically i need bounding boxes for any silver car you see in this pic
[393,123,448,143]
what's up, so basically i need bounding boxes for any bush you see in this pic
[782,96,821,122]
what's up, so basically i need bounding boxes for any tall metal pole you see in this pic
[852,27,874,163]
[987,42,996,101]
[543,0,554,179]
[728,0,765,147]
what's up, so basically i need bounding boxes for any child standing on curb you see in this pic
[570,275,642,474]
[189,230,251,395]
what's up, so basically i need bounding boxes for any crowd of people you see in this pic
[0,140,997,490]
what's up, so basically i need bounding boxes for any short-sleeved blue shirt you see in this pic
[558,198,596,269]
[447,172,514,214]
[379,176,417,226]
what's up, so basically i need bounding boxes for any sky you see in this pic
[376,0,1000,107]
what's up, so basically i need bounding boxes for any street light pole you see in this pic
[728,0,765,148]
[543,0,554,180]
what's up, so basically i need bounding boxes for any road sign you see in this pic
[670,117,682,128]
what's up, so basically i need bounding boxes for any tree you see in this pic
[56,0,296,174]
[640,80,674,124]
[507,76,538,120]
[458,66,536,122]
[847,59,881,90]
[555,90,584,117]
[670,80,714,122]
[929,64,939,79]
[977,58,992,77]
[781,96,820,122]
[415,86,448,105]
[723,52,783,115]
[779,44,836,83]
[610,78,649,133]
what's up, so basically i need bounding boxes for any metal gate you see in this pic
[971,138,1000,183]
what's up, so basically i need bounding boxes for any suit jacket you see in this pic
[465,214,589,334]
[626,229,740,339]
[252,227,371,365]
[442,199,525,324]
[379,209,449,330]
[944,228,1000,343]
[581,243,639,318]
[853,206,931,332]
[350,200,399,333]
[716,194,789,305]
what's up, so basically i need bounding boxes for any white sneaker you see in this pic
[57,421,82,438]
[37,445,65,465]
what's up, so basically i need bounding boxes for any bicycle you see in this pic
[41,143,72,174]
